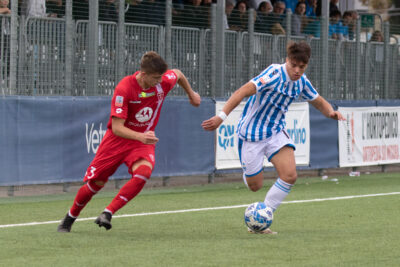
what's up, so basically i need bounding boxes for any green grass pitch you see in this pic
[1,173,400,266]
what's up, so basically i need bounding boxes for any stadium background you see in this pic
[1,0,400,194]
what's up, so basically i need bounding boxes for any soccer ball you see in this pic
[244,202,273,232]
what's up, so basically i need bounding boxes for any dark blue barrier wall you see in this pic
[0,96,215,186]
[1,97,399,186]
[155,97,215,176]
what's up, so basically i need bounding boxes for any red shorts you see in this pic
[83,130,155,183]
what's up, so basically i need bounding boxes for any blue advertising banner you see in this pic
[0,96,215,186]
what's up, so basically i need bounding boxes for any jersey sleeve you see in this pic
[299,76,319,101]
[250,65,281,93]
[110,78,130,120]
[163,70,178,93]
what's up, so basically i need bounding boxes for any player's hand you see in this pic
[329,111,346,121]
[189,92,201,107]
[201,116,223,131]
[140,131,159,144]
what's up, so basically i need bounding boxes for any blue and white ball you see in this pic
[244,202,273,232]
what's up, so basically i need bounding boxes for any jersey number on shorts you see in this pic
[86,166,96,179]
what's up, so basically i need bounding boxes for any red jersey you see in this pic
[107,70,178,132]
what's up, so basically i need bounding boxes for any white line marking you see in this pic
[1,192,399,229]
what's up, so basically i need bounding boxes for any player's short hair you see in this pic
[287,41,311,64]
[140,51,168,74]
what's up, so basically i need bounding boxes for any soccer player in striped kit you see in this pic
[202,41,345,234]
[58,51,201,232]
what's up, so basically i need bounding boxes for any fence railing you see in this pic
[1,2,399,100]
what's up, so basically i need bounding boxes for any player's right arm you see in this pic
[111,117,159,144]
[201,82,256,131]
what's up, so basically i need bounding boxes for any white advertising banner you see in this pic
[215,101,311,170]
[338,106,400,167]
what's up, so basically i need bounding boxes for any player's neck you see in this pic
[136,72,151,90]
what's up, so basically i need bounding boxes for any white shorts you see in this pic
[238,130,295,177]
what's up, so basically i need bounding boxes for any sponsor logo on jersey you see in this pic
[128,121,150,127]
[115,95,124,107]
[116,108,123,114]
[139,92,155,98]
[260,70,278,85]
[129,100,141,104]
[135,107,153,122]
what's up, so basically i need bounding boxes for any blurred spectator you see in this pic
[249,0,266,10]
[305,0,316,17]
[73,0,88,20]
[258,0,272,13]
[291,1,306,36]
[264,1,286,34]
[341,11,355,40]
[302,16,320,37]
[228,0,249,31]
[254,1,272,33]
[224,0,235,29]
[329,10,342,40]
[173,0,184,10]
[21,0,46,17]
[202,0,213,6]
[99,0,118,22]
[125,0,144,24]
[0,0,11,14]
[46,0,64,18]
[329,0,339,17]
[315,0,339,17]
[272,1,285,14]
[141,0,165,26]
[370,30,383,42]
[175,0,211,29]
[347,10,358,40]
[0,0,10,79]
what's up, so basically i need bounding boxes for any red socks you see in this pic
[69,180,103,217]
[106,165,151,214]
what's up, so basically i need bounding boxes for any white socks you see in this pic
[264,178,293,211]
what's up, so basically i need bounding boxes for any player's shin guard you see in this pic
[69,180,103,217]
[106,165,151,214]
[264,178,293,211]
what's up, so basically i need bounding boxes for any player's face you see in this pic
[143,72,163,88]
[285,58,308,81]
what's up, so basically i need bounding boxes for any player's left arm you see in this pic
[172,69,201,107]
[310,95,345,121]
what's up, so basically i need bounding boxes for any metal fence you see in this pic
[1,1,399,100]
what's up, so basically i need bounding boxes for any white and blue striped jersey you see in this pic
[237,63,319,142]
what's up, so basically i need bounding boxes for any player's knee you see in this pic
[132,165,152,180]
[247,180,263,192]
[248,183,262,192]
[87,180,105,192]
[283,172,297,184]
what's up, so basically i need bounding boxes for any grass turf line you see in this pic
[0,173,399,266]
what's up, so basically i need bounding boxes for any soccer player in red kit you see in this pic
[57,51,201,232]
